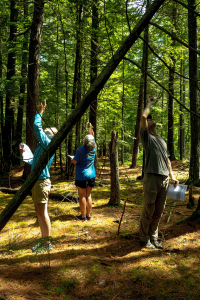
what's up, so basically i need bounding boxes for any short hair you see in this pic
[147,114,152,120]
[83,134,96,151]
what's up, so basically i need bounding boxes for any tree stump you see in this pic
[108,131,120,206]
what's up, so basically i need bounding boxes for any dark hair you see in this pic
[147,114,152,120]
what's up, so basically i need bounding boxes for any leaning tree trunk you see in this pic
[24,0,45,179]
[0,0,166,231]
[108,131,120,206]
[188,0,199,183]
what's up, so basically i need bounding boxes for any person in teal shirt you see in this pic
[72,124,96,221]
[20,102,57,252]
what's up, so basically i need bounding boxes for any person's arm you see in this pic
[168,158,179,187]
[33,102,49,146]
[88,122,94,136]
[140,96,154,129]
[71,159,77,165]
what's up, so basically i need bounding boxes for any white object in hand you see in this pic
[68,155,74,159]
[19,143,33,163]
[166,184,188,201]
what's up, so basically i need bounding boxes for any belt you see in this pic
[147,173,168,177]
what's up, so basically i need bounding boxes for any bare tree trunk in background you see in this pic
[89,0,98,139]
[69,2,83,176]
[74,2,83,151]
[57,3,69,178]
[121,59,125,165]
[0,26,3,174]
[14,0,28,166]
[188,0,199,183]
[108,131,120,206]
[167,4,177,161]
[131,0,150,169]
[179,59,183,161]
[24,0,45,179]
[3,0,18,172]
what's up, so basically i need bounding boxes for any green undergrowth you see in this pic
[0,162,200,299]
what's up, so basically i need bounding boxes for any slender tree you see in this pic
[14,0,29,166]
[0,26,3,174]
[89,0,99,138]
[24,0,45,178]
[167,3,177,161]
[188,0,199,182]
[3,0,18,171]
[131,0,150,169]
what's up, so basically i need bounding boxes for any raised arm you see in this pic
[140,96,154,129]
[88,122,94,137]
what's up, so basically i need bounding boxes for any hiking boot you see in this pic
[76,215,86,221]
[140,241,155,249]
[151,240,163,249]
[86,216,91,220]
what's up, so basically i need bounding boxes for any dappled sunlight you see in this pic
[0,161,200,299]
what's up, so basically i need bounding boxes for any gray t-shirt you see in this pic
[140,126,169,176]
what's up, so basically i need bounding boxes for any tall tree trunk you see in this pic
[14,0,28,166]
[109,131,120,206]
[69,2,83,176]
[57,3,69,178]
[0,26,3,174]
[168,57,176,160]
[188,0,199,182]
[167,3,176,161]
[89,0,98,139]
[24,0,45,179]
[74,2,83,151]
[131,0,149,169]
[121,59,125,165]
[3,0,18,171]
[179,59,183,161]
[0,0,166,231]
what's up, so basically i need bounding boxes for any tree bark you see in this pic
[3,0,18,171]
[0,0,166,231]
[89,0,99,139]
[108,131,120,206]
[0,26,3,174]
[167,4,177,161]
[14,0,28,166]
[188,0,199,182]
[131,23,149,168]
[24,0,45,179]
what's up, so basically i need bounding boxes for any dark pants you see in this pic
[140,173,169,242]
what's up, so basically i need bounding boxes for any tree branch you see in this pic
[124,57,200,119]
[173,0,200,17]
[150,21,200,56]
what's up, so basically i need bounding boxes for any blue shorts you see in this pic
[75,178,95,188]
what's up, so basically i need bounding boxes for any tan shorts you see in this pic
[32,179,51,204]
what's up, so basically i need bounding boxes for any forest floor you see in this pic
[0,158,200,300]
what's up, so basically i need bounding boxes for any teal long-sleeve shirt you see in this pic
[30,114,54,180]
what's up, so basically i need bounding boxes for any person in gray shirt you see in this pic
[140,96,179,249]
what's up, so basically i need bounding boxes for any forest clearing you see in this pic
[0,159,200,300]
